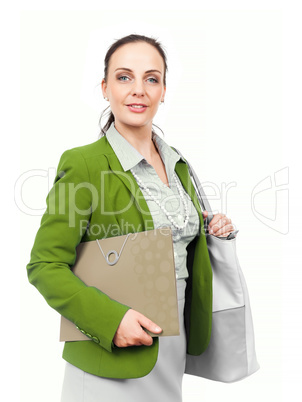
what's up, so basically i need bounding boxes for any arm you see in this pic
[26,148,131,352]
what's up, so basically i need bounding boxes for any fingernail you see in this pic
[155,327,162,332]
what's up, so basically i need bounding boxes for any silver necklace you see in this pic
[130,168,190,230]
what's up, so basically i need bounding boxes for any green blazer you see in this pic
[26,134,213,379]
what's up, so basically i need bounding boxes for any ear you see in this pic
[101,78,107,98]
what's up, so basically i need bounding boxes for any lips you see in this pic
[126,104,147,107]
[126,104,148,113]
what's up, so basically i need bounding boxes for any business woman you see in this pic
[26,34,236,401]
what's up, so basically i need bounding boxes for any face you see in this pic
[102,42,166,132]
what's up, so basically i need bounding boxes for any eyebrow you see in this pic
[114,67,162,75]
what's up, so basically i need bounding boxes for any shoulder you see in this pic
[58,135,115,166]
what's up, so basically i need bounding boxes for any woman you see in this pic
[27,34,236,401]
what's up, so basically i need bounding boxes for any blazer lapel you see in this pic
[174,159,205,233]
[105,152,155,231]
[106,148,204,234]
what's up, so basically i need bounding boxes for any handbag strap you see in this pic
[172,146,239,239]
[171,146,214,228]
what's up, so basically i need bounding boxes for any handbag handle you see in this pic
[172,146,238,239]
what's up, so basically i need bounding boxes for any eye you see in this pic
[147,77,158,83]
[117,75,159,83]
[117,75,130,81]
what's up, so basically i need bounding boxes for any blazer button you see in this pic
[77,326,86,335]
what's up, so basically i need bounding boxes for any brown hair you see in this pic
[99,34,168,137]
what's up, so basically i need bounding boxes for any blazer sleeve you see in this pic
[26,148,131,353]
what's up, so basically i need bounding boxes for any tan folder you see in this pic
[60,226,179,342]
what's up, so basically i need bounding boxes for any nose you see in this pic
[131,79,145,97]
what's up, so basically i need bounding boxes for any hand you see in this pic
[112,309,163,348]
[202,211,235,237]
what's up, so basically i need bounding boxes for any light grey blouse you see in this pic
[106,122,200,280]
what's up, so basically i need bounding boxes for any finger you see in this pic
[140,328,154,346]
[202,210,208,220]
[209,215,229,234]
[213,224,235,237]
[137,314,162,335]
[217,217,232,229]
[211,221,234,235]
[208,213,226,229]
[212,215,232,232]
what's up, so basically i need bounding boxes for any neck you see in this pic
[114,120,158,161]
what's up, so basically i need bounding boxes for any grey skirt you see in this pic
[60,279,187,402]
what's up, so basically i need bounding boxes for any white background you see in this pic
[1,1,301,401]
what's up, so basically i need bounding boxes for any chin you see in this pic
[120,117,151,128]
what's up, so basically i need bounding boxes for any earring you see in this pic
[160,100,165,105]
[104,97,109,101]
